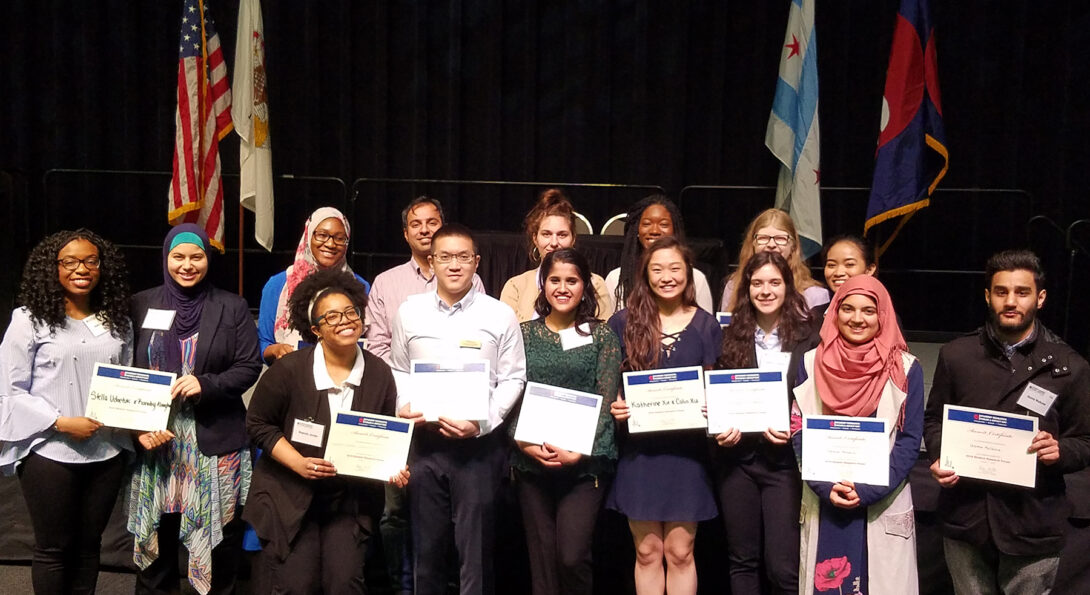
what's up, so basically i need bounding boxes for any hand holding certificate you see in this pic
[325,411,414,482]
[939,405,1038,488]
[622,366,706,433]
[801,415,889,486]
[85,363,175,431]
[408,360,490,422]
[514,382,603,455]
[705,370,788,434]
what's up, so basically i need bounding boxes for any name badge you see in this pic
[1017,382,1058,417]
[142,309,176,331]
[84,315,109,337]
[291,418,325,447]
[559,324,594,351]
[459,339,482,349]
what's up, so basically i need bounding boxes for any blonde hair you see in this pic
[727,208,823,310]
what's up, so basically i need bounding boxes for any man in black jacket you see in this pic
[924,250,1090,594]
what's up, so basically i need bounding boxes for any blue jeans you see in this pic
[944,537,1059,595]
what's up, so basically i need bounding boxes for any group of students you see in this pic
[0,189,1085,595]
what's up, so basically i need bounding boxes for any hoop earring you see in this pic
[531,245,540,263]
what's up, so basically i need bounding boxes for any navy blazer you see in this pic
[131,285,262,456]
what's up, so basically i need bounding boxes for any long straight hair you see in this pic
[533,248,600,336]
[726,208,822,310]
[622,236,697,371]
[718,251,811,369]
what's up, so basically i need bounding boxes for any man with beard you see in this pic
[924,250,1090,594]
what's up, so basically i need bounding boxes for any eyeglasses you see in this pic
[318,306,361,326]
[313,230,349,246]
[753,234,792,247]
[57,256,101,271]
[431,252,476,264]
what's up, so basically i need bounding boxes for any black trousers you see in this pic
[259,500,374,595]
[17,452,125,595]
[409,431,506,595]
[134,511,247,595]
[516,469,608,595]
[714,454,801,595]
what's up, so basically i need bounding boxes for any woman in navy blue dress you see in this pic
[608,236,721,595]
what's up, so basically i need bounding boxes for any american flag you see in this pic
[168,0,232,251]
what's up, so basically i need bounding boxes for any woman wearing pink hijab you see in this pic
[791,275,922,595]
[257,207,370,363]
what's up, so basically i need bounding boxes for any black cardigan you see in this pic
[131,285,262,456]
[243,346,397,560]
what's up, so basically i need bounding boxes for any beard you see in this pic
[988,303,1038,340]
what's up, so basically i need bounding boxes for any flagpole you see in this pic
[238,203,245,296]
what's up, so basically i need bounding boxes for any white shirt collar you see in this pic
[432,285,478,312]
[312,341,366,391]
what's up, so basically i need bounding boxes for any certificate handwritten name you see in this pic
[623,366,706,433]
[85,363,175,431]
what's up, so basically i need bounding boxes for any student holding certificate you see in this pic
[245,269,409,593]
[711,252,816,595]
[0,229,133,594]
[607,236,721,595]
[510,248,621,595]
[127,224,262,594]
[792,276,923,595]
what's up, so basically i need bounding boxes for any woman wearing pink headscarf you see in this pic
[258,207,370,363]
[791,275,922,595]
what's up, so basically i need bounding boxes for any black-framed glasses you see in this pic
[57,256,101,271]
[318,306,361,326]
[313,230,349,246]
[431,252,476,264]
[753,234,792,247]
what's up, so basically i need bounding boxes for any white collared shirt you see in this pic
[313,341,366,415]
[754,326,790,370]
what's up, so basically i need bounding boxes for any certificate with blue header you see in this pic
[939,405,1038,488]
[85,363,175,431]
[705,370,788,434]
[622,366,706,434]
[325,411,414,481]
[802,415,889,486]
[513,382,603,455]
[409,360,490,422]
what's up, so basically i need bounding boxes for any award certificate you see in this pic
[939,405,1038,488]
[513,382,603,455]
[409,360,490,422]
[622,366,705,434]
[705,370,788,434]
[325,411,414,481]
[802,415,889,486]
[85,363,175,431]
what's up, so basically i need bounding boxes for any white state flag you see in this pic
[232,0,274,251]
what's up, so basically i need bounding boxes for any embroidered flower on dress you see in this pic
[814,556,852,592]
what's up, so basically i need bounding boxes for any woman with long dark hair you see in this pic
[608,236,721,594]
[0,228,132,594]
[127,223,262,594]
[712,251,816,594]
[511,247,621,594]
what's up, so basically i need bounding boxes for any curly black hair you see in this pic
[288,268,370,344]
[17,228,131,338]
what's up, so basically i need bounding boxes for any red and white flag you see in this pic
[168,0,231,251]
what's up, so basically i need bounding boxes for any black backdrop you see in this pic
[2,0,1089,348]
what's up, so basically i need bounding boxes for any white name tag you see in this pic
[1016,382,1058,417]
[559,324,594,351]
[291,418,325,447]
[84,315,109,337]
[142,309,177,331]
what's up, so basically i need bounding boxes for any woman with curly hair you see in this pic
[127,223,262,594]
[258,207,370,363]
[500,188,613,320]
[607,236,721,595]
[603,194,714,314]
[720,208,828,312]
[245,268,408,593]
[0,228,133,594]
[711,251,817,595]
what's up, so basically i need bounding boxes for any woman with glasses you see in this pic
[0,229,133,594]
[246,268,409,593]
[127,224,262,594]
[500,189,613,321]
[258,207,371,363]
[720,208,827,312]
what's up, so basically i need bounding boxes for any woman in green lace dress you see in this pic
[510,248,621,595]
